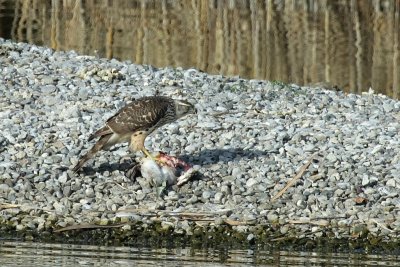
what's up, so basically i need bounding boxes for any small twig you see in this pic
[288,219,329,226]
[117,209,232,218]
[164,212,215,217]
[116,209,235,224]
[371,219,394,233]
[212,111,243,117]
[183,218,215,222]
[112,182,129,190]
[162,211,231,217]
[288,218,310,224]
[224,219,256,226]
[54,223,127,233]
[0,203,21,209]
[271,152,318,202]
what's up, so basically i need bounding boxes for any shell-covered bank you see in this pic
[0,39,399,252]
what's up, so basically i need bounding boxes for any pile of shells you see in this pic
[0,39,399,247]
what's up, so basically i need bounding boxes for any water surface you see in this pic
[1,241,399,266]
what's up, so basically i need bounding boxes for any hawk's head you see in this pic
[174,99,196,119]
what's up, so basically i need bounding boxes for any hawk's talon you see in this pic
[141,148,163,164]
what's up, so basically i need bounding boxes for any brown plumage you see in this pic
[72,96,196,173]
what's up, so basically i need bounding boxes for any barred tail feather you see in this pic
[88,126,112,141]
[72,134,112,173]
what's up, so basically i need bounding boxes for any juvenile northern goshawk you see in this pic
[72,96,196,172]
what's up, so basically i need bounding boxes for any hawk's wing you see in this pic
[106,97,170,134]
[88,125,113,141]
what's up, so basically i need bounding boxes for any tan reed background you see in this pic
[1,0,399,98]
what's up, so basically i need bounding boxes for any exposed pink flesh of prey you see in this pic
[155,152,192,171]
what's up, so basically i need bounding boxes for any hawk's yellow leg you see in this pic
[130,133,160,162]
[142,147,157,161]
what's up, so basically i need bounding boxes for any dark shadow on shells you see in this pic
[179,148,278,166]
[69,148,272,183]
[72,158,137,178]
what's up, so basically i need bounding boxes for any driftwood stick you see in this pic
[288,219,329,226]
[271,152,318,202]
[117,209,231,218]
[224,219,257,226]
[0,203,21,209]
[54,223,127,233]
